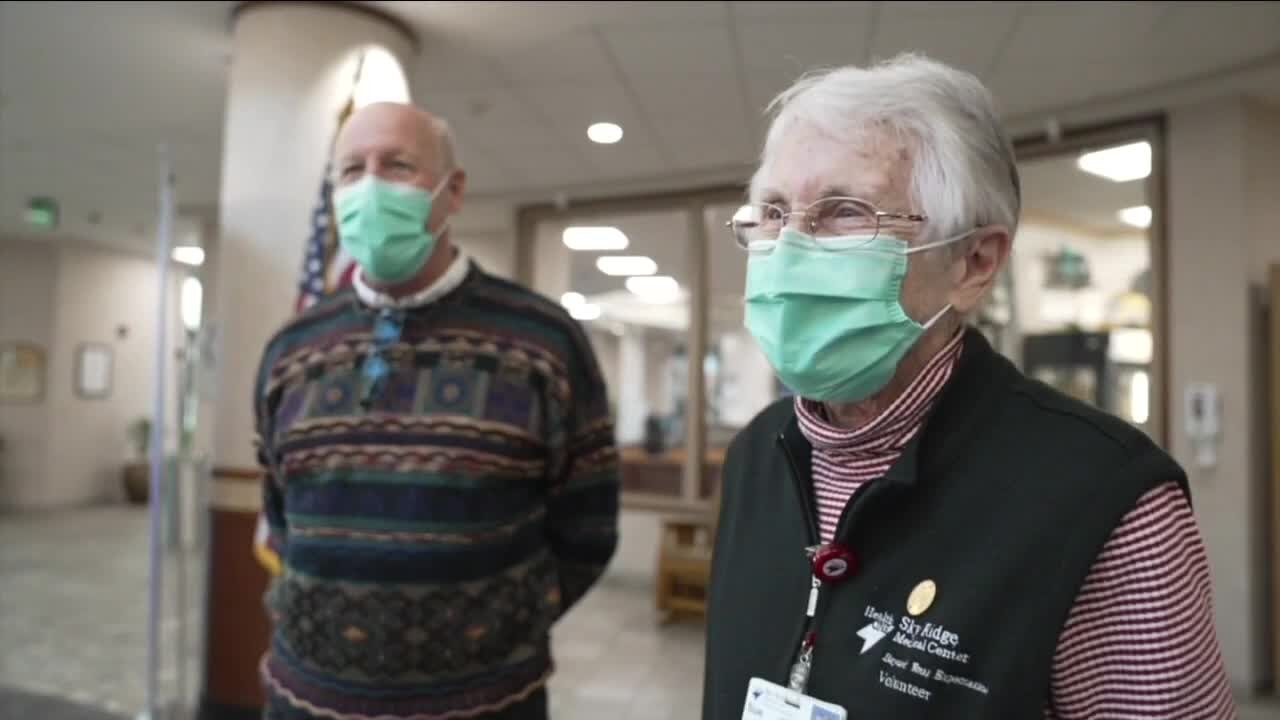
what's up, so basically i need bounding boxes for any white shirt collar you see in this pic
[353,247,473,310]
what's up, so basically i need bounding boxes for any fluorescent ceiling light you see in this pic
[171,246,205,266]
[1077,141,1151,182]
[626,275,680,303]
[563,226,628,251]
[569,302,601,321]
[560,291,586,308]
[587,122,623,144]
[596,255,657,276]
[1117,205,1152,229]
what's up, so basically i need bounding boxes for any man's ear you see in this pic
[947,226,1011,314]
[445,169,467,215]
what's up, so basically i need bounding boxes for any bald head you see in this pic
[333,102,459,186]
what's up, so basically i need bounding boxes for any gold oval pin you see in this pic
[907,580,937,616]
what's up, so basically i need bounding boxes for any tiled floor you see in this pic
[0,506,702,720]
[0,505,201,717]
[1,506,1277,720]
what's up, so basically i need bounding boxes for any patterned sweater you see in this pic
[252,257,620,719]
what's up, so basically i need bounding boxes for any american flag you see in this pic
[294,164,357,313]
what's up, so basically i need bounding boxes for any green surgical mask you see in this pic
[744,227,964,403]
[335,174,450,284]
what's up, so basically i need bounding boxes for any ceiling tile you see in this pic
[1002,2,1167,64]
[881,0,1024,14]
[731,2,874,21]
[411,41,509,95]
[988,58,1171,118]
[870,9,1019,75]
[478,140,588,193]
[744,66,811,117]
[737,20,875,73]
[493,29,615,84]
[1146,3,1280,67]
[625,71,755,170]
[601,23,737,75]
[519,82,671,179]
[372,2,722,57]
[414,90,554,151]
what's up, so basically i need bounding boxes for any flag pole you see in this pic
[142,144,175,720]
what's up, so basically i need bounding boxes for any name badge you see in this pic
[741,677,847,720]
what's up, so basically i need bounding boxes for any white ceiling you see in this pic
[2,1,1279,256]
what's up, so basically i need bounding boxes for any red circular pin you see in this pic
[811,543,856,583]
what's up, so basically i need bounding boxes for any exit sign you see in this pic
[26,197,58,229]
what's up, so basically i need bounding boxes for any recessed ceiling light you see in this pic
[560,291,586,308]
[563,226,628,251]
[626,275,681,303]
[1117,205,1152,229]
[596,255,657,276]
[171,246,205,266]
[569,302,602,321]
[587,122,623,145]
[1077,141,1151,182]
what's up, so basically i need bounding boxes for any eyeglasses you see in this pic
[360,308,406,410]
[727,196,927,251]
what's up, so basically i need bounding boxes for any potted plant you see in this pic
[123,417,151,504]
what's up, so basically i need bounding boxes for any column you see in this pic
[202,3,415,718]
[1167,97,1280,693]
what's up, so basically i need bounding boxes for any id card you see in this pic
[741,677,848,720]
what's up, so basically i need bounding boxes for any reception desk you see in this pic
[618,445,725,511]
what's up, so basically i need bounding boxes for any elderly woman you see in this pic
[703,54,1232,720]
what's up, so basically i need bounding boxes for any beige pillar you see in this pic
[1167,96,1280,694]
[203,3,415,717]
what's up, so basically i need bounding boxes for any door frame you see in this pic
[1011,113,1170,448]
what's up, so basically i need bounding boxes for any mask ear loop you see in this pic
[426,172,454,238]
[904,227,977,255]
[921,302,953,330]
[908,228,980,329]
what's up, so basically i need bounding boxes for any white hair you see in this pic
[753,52,1021,248]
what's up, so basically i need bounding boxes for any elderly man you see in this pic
[252,101,619,720]
[703,54,1233,719]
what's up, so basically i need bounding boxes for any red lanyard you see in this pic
[788,543,858,693]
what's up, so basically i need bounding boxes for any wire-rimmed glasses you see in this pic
[727,197,927,251]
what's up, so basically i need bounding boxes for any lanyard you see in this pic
[788,543,857,694]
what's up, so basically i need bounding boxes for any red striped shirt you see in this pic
[795,333,1234,718]
[797,331,964,543]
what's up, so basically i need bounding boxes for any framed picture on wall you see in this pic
[0,343,46,403]
[75,343,113,399]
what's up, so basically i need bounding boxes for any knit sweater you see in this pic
[252,257,619,719]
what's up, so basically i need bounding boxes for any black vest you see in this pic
[702,329,1188,719]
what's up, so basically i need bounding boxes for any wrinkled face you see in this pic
[752,120,958,322]
[334,104,439,190]
[332,104,463,223]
